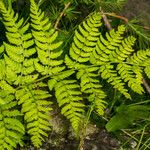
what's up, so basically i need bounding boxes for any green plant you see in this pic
[0,0,150,149]
[106,104,150,132]
[105,99,150,149]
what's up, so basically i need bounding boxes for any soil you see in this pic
[19,128,120,150]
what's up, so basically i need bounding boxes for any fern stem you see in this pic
[15,75,50,90]
[79,105,94,150]
[54,2,71,29]
[109,89,118,112]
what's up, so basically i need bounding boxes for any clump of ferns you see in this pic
[0,0,150,149]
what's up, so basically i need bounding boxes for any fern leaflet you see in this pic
[16,82,52,148]
[0,90,24,150]
[30,0,64,76]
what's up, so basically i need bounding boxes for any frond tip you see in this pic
[49,79,85,133]
[65,12,102,68]
[16,82,52,148]
[77,67,106,115]
[30,0,65,76]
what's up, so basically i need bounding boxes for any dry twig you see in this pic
[104,12,128,23]
[142,78,150,94]
[54,2,71,29]
[101,10,112,30]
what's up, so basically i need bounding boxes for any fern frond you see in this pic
[0,90,25,150]
[77,67,106,115]
[30,0,64,76]
[89,24,143,97]
[99,63,131,99]
[0,1,149,148]
[90,25,125,65]
[0,44,4,55]
[49,79,84,133]
[15,82,52,148]
[109,36,136,62]
[127,48,150,80]
[65,12,102,68]
[117,63,144,94]
[0,0,37,85]
[127,49,150,66]
[0,60,5,80]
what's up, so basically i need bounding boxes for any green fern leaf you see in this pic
[127,49,150,65]
[50,79,85,133]
[16,82,52,148]
[0,90,25,150]
[66,12,102,68]
[0,44,4,54]
[90,25,125,64]
[77,67,106,115]
[30,0,64,76]
[145,66,150,79]
[117,63,144,94]
[0,0,36,85]
[0,80,15,93]
[99,64,131,99]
